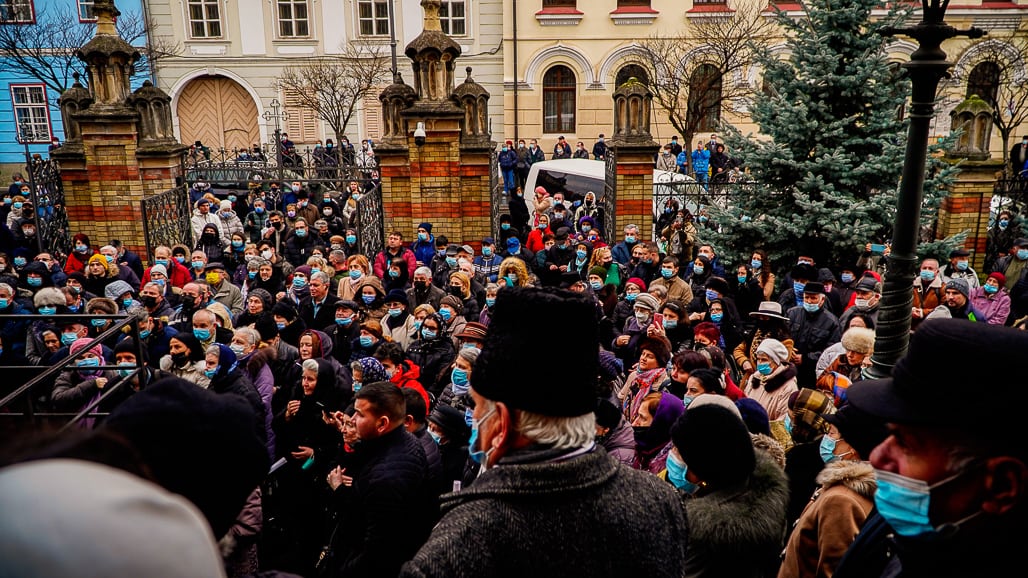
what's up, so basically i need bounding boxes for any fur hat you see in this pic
[672,404,756,488]
[86,297,118,315]
[440,294,463,315]
[756,338,789,365]
[735,398,771,436]
[705,276,730,297]
[33,287,65,308]
[271,300,297,321]
[104,377,269,538]
[639,336,672,368]
[841,327,875,355]
[427,404,469,443]
[472,287,598,417]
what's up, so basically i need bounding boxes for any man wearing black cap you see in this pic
[940,247,980,291]
[787,281,842,388]
[843,319,1028,576]
[542,228,575,286]
[402,287,687,577]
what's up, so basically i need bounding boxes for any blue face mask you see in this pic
[803,301,821,314]
[693,265,704,275]
[874,469,975,538]
[174,256,186,264]
[276,321,287,330]
[1018,249,1028,261]
[38,306,57,316]
[352,381,362,392]
[77,357,100,369]
[0,298,7,309]
[255,207,265,214]
[346,235,357,245]
[920,270,936,281]
[192,260,205,270]
[418,232,428,241]
[501,223,510,231]
[117,362,136,379]
[485,297,496,308]
[439,308,452,322]
[27,276,41,287]
[91,318,107,327]
[661,268,674,279]
[819,435,840,464]
[705,289,718,302]
[292,276,307,288]
[783,414,793,435]
[756,362,773,376]
[388,308,402,318]
[362,294,375,305]
[483,247,493,257]
[413,320,422,331]
[663,319,677,330]
[193,328,212,341]
[421,328,437,340]
[61,332,78,346]
[349,269,362,279]
[248,271,257,279]
[504,275,516,287]
[576,249,587,260]
[446,257,458,267]
[336,315,353,326]
[14,257,27,267]
[468,408,496,465]
[793,281,806,295]
[359,335,374,348]
[625,235,636,244]
[625,292,637,302]
[231,240,243,249]
[665,452,699,494]
[710,312,723,323]
[840,273,854,283]
[590,280,603,291]
[737,275,748,284]
[428,430,442,444]
[295,229,307,238]
[451,368,469,387]
[139,328,151,340]
[388,269,400,279]
[750,259,762,270]
[984,283,999,295]
[122,298,133,309]
[203,368,218,379]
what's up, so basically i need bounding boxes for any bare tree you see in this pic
[0,6,179,100]
[947,35,1028,175]
[277,44,391,143]
[640,2,775,160]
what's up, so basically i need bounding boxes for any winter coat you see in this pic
[650,275,694,306]
[373,247,417,279]
[683,453,789,578]
[142,259,192,290]
[691,148,711,174]
[407,336,455,396]
[744,363,799,421]
[410,236,436,268]
[600,419,636,467]
[787,306,842,387]
[498,148,518,170]
[282,232,317,267]
[779,460,876,578]
[969,286,1011,325]
[298,294,340,331]
[159,355,210,388]
[334,426,432,578]
[191,207,220,243]
[242,346,278,460]
[217,211,245,245]
[381,312,419,350]
[407,283,445,313]
[401,447,688,578]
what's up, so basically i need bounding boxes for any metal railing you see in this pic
[141,185,194,261]
[0,313,145,431]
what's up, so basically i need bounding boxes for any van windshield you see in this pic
[534,169,605,200]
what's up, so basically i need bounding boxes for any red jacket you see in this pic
[64,251,94,275]
[141,259,192,289]
[391,361,431,409]
[374,247,417,279]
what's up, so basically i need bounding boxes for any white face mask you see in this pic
[854,298,869,309]
[261,250,272,260]
[635,312,651,325]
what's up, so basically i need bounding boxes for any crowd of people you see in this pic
[0,164,1027,577]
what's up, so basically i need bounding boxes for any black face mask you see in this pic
[171,352,188,366]
[141,295,158,308]
[448,286,463,297]
[414,281,428,291]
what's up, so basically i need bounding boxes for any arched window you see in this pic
[543,65,576,134]
[688,64,722,133]
[615,64,649,89]
[967,61,1000,105]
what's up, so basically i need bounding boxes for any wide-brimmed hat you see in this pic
[749,301,788,322]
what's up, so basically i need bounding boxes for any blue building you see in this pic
[0,0,149,167]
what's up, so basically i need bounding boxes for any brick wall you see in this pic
[936,160,1002,272]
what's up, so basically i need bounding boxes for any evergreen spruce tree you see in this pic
[706,0,958,270]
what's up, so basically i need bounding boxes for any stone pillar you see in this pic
[55,0,187,263]
[610,78,659,240]
[935,159,1003,271]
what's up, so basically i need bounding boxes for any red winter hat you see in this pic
[988,271,1006,286]
[626,277,647,292]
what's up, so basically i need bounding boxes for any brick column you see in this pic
[936,159,1002,272]
[613,144,659,241]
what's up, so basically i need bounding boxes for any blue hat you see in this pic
[482,237,495,246]
[507,237,520,248]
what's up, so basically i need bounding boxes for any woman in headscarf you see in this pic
[619,336,672,421]
[235,288,273,328]
[355,277,387,320]
[685,254,713,298]
[631,391,685,475]
[287,329,352,409]
[195,223,226,265]
[159,333,209,388]
[203,343,265,441]
[406,312,456,397]
[742,338,798,421]
[232,326,276,460]
[435,346,479,419]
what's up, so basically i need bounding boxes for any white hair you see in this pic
[233,327,260,347]
[478,398,596,451]
[302,358,319,373]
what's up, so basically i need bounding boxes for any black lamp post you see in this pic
[15,122,43,254]
[868,1,985,378]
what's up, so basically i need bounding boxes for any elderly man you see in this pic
[787,281,842,388]
[402,287,687,577]
[204,262,243,317]
[939,247,980,291]
[298,270,338,330]
[843,320,1028,576]
[839,275,882,328]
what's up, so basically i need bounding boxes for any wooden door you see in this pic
[177,76,260,151]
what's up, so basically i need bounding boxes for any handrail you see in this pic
[0,314,139,411]
[58,367,141,433]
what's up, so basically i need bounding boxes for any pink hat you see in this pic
[70,337,103,361]
[534,186,548,196]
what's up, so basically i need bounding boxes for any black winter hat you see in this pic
[271,299,298,321]
[791,263,818,283]
[427,404,470,443]
[639,336,672,368]
[825,403,889,460]
[671,404,755,489]
[472,287,598,417]
[705,276,730,297]
[254,313,278,341]
[103,377,269,538]
[594,398,623,430]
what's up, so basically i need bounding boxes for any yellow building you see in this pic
[504,0,1028,164]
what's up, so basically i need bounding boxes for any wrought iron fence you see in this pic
[603,148,618,243]
[651,175,762,237]
[28,158,71,258]
[992,178,1028,223]
[141,185,193,259]
[355,184,385,259]
[490,148,504,238]
[185,144,378,194]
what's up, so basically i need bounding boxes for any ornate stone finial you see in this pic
[422,0,443,33]
[612,77,657,145]
[93,0,121,36]
[464,66,473,82]
[946,94,994,161]
[452,66,490,143]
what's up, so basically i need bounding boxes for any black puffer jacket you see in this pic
[333,426,432,578]
[407,335,456,396]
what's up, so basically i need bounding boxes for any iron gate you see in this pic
[354,187,385,259]
[141,185,193,259]
[28,158,71,258]
[489,148,504,238]
[603,148,618,243]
